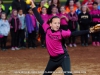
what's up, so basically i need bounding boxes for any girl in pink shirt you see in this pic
[30,0,95,75]
[40,6,49,48]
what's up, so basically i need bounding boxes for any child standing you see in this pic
[59,6,69,47]
[18,9,26,48]
[9,9,21,50]
[0,12,10,51]
[90,2,100,46]
[25,7,38,48]
[49,6,59,18]
[40,6,49,48]
[68,6,78,47]
[78,5,91,46]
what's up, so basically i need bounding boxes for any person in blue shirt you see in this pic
[0,12,10,51]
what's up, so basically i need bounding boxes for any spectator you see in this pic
[95,0,100,10]
[78,5,91,46]
[47,0,60,14]
[68,6,78,47]
[37,0,45,13]
[76,1,81,15]
[48,0,51,6]
[0,0,5,11]
[65,0,77,13]
[12,0,27,14]
[90,2,100,46]
[84,0,93,11]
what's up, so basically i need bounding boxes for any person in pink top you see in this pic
[59,5,69,47]
[30,0,96,75]
[49,6,59,19]
[40,6,49,48]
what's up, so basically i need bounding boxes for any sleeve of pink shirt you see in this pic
[61,29,71,38]
[42,22,50,32]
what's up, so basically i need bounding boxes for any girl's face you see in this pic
[50,18,60,31]
[60,6,65,13]
[19,10,23,15]
[28,9,33,14]
[93,4,98,9]
[41,7,47,14]
[41,1,45,7]
[1,14,6,20]
[70,6,74,12]
[69,0,74,6]
[48,0,51,5]
[53,0,58,4]
[76,2,81,8]
[13,10,18,16]
[52,7,57,14]
[82,5,87,12]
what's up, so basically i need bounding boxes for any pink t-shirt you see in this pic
[41,14,49,22]
[42,22,71,57]
[59,13,69,25]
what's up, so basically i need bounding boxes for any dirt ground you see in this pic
[0,36,100,75]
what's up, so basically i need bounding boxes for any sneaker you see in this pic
[97,42,100,46]
[11,47,15,51]
[81,43,85,46]
[69,44,72,47]
[73,44,77,47]
[15,47,20,50]
[92,42,96,46]
[41,44,46,48]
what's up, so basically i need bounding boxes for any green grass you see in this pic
[3,0,83,3]
[3,0,82,3]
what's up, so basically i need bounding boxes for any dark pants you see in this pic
[39,25,45,45]
[92,32,100,42]
[0,36,7,49]
[80,26,89,44]
[43,54,72,75]
[91,22,100,42]
[10,29,19,47]
[19,29,25,47]
[28,31,37,47]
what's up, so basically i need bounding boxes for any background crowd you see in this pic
[0,0,100,51]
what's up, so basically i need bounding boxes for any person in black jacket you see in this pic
[12,0,27,14]
[78,5,92,46]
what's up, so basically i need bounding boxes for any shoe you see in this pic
[69,44,72,47]
[2,48,6,51]
[81,43,85,46]
[97,42,100,46]
[15,47,20,50]
[85,43,88,46]
[73,44,77,47]
[29,47,33,49]
[11,47,15,51]
[92,42,96,46]
[41,44,46,48]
